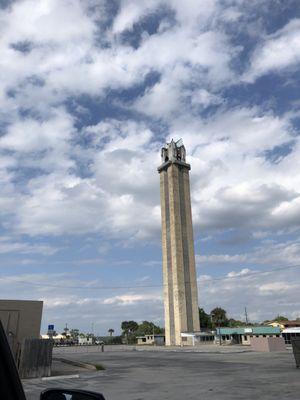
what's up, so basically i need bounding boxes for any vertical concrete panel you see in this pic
[178,167,193,333]
[18,339,53,379]
[160,170,175,346]
[0,300,43,359]
[168,165,187,345]
[182,169,200,332]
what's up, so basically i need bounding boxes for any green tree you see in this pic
[199,308,211,329]
[108,328,114,337]
[121,321,139,334]
[227,318,247,327]
[121,321,139,344]
[108,328,115,344]
[273,315,289,322]
[210,307,228,327]
[135,321,164,336]
[70,329,80,339]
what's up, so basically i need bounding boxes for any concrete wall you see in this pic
[250,337,286,352]
[18,338,53,379]
[0,299,43,358]
[181,336,194,346]
[137,336,165,345]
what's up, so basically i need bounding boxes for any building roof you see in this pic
[282,321,300,327]
[268,320,300,329]
[136,335,165,339]
[217,326,281,335]
[282,327,300,334]
[181,332,214,337]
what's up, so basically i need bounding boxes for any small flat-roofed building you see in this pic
[282,327,300,344]
[181,332,215,346]
[0,299,43,358]
[136,334,165,345]
[216,326,281,345]
[78,336,93,345]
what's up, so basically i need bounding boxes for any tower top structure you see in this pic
[158,139,190,172]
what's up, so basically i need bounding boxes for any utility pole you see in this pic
[152,324,155,346]
[245,307,249,325]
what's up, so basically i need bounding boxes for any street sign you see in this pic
[48,325,54,331]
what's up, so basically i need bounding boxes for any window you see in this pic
[142,338,146,343]
[182,337,187,342]
[244,335,247,341]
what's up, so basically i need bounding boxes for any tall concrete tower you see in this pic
[158,139,200,346]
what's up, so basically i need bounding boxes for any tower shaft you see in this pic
[158,141,200,346]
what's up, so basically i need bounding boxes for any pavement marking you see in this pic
[42,374,80,381]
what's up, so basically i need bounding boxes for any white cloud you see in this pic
[259,281,297,294]
[198,267,300,321]
[0,108,73,153]
[112,0,162,34]
[245,18,300,81]
[0,237,58,255]
[227,268,252,277]
[1,265,299,334]
[1,0,300,327]
[103,293,162,306]
[196,254,247,264]
[197,238,300,269]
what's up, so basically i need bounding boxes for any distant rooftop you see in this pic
[217,326,281,335]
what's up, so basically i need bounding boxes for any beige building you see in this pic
[0,299,43,358]
[268,320,300,330]
[158,139,200,346]
[216,326,281,345]
[136,334,165,345]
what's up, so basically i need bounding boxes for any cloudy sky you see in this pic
[1,0,300,335]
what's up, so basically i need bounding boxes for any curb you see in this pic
[53,357,97,370]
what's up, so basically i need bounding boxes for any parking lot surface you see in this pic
[23,346,300,400]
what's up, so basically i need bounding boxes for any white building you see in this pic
[282,327,300,344]
[78,336,93,345]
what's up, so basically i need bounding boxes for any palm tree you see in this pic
[108,328,114,337]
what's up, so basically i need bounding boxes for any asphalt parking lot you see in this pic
[23,346,300,400]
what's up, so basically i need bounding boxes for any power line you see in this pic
[4,263,300,291]
[202,263,300,282]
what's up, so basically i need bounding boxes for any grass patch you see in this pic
[94,364,105,371]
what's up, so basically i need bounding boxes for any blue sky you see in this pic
[1,0,300,335]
